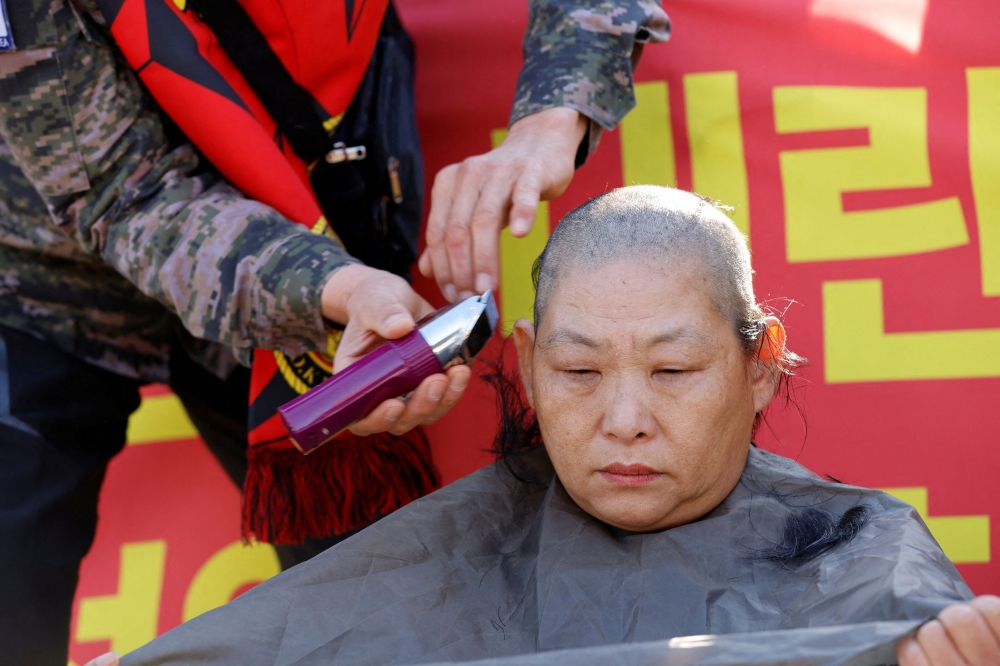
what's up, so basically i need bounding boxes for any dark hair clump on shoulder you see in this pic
[755,505,871,566]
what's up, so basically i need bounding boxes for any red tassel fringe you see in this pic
[241,429,440,545]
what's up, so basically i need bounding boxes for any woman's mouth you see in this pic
[597,462,662,487]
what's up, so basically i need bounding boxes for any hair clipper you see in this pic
[278,290,499,453]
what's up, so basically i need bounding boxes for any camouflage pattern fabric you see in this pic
[102,151,355,366]
[0,0,353,379]
[511,0,670,153]
[0,142,178,381]
[0,0,661,381]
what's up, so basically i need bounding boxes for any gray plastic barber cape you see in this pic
[123,446,973,666]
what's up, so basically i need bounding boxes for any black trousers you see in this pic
[0,326,350,666]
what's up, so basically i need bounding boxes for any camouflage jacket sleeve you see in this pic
[0,0,351,364]
[510,0,670,142]
[101,148,354,365]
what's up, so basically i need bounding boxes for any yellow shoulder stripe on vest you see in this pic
[323,113,345,135]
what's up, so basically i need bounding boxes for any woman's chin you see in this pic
[562,473,689,532]
[582,494,679,533]
[598,512,672,533]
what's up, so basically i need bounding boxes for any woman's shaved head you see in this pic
[533,186,764,354]
[510,185,801,532]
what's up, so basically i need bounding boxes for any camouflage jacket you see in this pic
[511,0,670,150]
[0,0,668,382]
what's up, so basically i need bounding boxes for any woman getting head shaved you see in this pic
[118,187,996,666]
[507,185,800,534]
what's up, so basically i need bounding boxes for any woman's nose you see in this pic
[600,377,656,444]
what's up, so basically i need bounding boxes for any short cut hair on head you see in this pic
[489,185,806,477]
[532,185,773,358]
[491,189,851,560]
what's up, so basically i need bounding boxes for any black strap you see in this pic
[186,0,331,163]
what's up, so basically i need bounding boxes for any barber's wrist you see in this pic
[320,262,369,324]
[508,107,588,146]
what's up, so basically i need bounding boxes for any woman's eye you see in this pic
[564,369,598,377]
[655,368,683,375]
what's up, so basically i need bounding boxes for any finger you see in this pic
[425,165,458,252]
[334,325,382,370]
[417,248,431,278]
[424,165,458,294]
[938,603,1000,664]
[421,365,472,425]
[914,619,970,666]
[348,398,407,437]
[335,280,433,373]
[445,159,487,296]
[414,298,435,321]
[508,168,542,237]
[335,300,433,375]
[347,366,468,436]
[469,175,514,294]
[971,596,1000,643]
[898,637,933,666]
[350,374,446,437]
[385,373,452,434]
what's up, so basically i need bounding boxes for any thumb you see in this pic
[335,287,427,373]
[354,287,419,341]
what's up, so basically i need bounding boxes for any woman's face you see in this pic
[513,257,778,532]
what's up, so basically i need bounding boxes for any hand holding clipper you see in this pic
[279,291,499,453]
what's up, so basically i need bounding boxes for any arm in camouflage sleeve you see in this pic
[100,147,353,365]
[418,0,668,301]
[0,0,352,363]
[510,0,670,142]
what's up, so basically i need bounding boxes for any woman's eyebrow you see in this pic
[541,328,705,350]
[642,328,703,349]
[540,329,603,349]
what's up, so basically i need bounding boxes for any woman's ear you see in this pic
[512,318,536,408]
[751,315,784,413]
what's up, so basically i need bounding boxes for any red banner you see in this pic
[69,0,999,662]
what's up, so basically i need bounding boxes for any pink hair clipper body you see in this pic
[278,290,499,453]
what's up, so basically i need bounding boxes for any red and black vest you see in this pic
[98,0,438,544]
